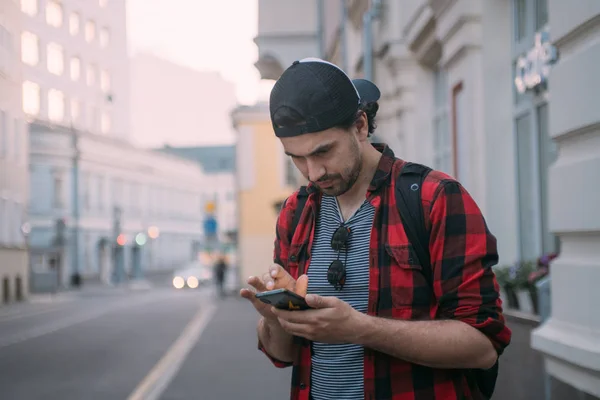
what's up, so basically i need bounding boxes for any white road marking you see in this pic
[127,303,217,400]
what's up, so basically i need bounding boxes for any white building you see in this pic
[20,0,211,289]
[28,122,209,287]
[20,0,130,139]
[255,0,600,396]
[0,0,29,305]
[155,145,238,244]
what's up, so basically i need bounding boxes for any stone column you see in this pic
[531,2,600,397]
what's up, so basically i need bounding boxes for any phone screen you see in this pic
[255,289,312,310]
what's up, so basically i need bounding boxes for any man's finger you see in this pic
[305,294,336,309]
[294,274,309,297]
[269,264,290,280]
[247,276,268,292]
[261,272,275,290]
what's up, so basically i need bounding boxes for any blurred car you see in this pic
[172,262,213,289]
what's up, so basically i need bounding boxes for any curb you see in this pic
[504,309,541,327]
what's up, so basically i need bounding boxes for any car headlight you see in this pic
[173,276,185,289]
[187,276,199,289]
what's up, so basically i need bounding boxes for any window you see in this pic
[70,57,80,81]
[433,68,452,174]
[46,1,63,28]
[47,42,64,75]
[0,197,6,244]
[515,113,537,261]
[99,27,109,47]
[71,99,80,122]
[101,112,110,134]
[89,105,98,131]
[21,0,37,16]
[514,0,526,42]
[99,0,108,8]
[21,31,39,66]
[22,81,40,116]
[87,64,96,86]
[69,13,80,36]
[13,119,21,165]
[85,20,95,43]
[100,69,110,92]
[48,89,65,122]
[0,110,6,159]
[535,0,548,30]
[53,172,64,208]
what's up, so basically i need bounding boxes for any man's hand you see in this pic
[240,264,308,322]
[272,294,363,344]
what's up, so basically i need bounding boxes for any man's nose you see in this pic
[306,159,325,182]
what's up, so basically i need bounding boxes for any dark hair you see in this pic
[338,101,379,137]
[272,101,379,137]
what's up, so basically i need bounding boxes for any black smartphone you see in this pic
[255,288,312,310]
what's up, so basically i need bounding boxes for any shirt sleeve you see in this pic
[257,195,296,368]
[428,181,512,355]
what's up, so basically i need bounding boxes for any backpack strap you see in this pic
[395,162,498,399]
[395,162,433,284]
[288,186,309,244]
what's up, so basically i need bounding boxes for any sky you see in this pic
[126,0,275,146]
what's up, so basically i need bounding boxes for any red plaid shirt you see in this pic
[259,144,511,400]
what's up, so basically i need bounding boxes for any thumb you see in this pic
[294,274,309,297]
[305,294,335,309]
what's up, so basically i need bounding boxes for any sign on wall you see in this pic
[514,31,559,94]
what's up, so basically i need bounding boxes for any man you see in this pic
[240,58,511,400]
[214,255,228,298]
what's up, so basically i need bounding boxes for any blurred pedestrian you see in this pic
[214,255,228,298]
[240,58,511,400]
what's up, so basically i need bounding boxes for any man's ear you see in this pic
[355,112,370,142]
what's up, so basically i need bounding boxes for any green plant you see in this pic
[493,261,537,290]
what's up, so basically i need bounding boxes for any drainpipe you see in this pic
[317,0,325,58]
[71,124,80,285]
[363,0,382,81]
[340,0,348,71]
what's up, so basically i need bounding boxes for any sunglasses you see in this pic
[327,225,351,291]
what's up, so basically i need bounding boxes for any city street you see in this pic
[0,278,290,400]
[0,277,552,400]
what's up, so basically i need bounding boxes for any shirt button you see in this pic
[290,255,297,262]
[299,383,306,389]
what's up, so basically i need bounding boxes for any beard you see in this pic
[312,139,362,197]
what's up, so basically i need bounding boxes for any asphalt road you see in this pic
[0,284,210,400]
[0,277,562,400]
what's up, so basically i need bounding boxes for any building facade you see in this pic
[20,0,130,139]
[255,0,600,396]
[156,145,238,244]
[1,0,29,305]
[231,103,297,284]
[28,122,208,288]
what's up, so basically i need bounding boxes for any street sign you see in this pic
[514,31,559,94]
[204,216,217,237]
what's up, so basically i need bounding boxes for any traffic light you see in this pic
[135,233,147,246]
[116,234,127,246]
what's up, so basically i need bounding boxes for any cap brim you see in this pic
[352,79,381,103]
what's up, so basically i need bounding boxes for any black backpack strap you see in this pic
[395,162,433,284]
[288,186,309,244]
[395,162,498,399]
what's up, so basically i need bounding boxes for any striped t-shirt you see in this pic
[306,195,374,400]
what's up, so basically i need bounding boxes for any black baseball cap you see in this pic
[269,57,381,138]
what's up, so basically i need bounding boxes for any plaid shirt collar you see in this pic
[304,143,396,196]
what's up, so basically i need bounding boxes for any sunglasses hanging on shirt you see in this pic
[328,224,351,291]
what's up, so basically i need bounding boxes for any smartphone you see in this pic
[255,288,312,310]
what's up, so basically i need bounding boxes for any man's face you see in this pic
[280,114,368,197]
